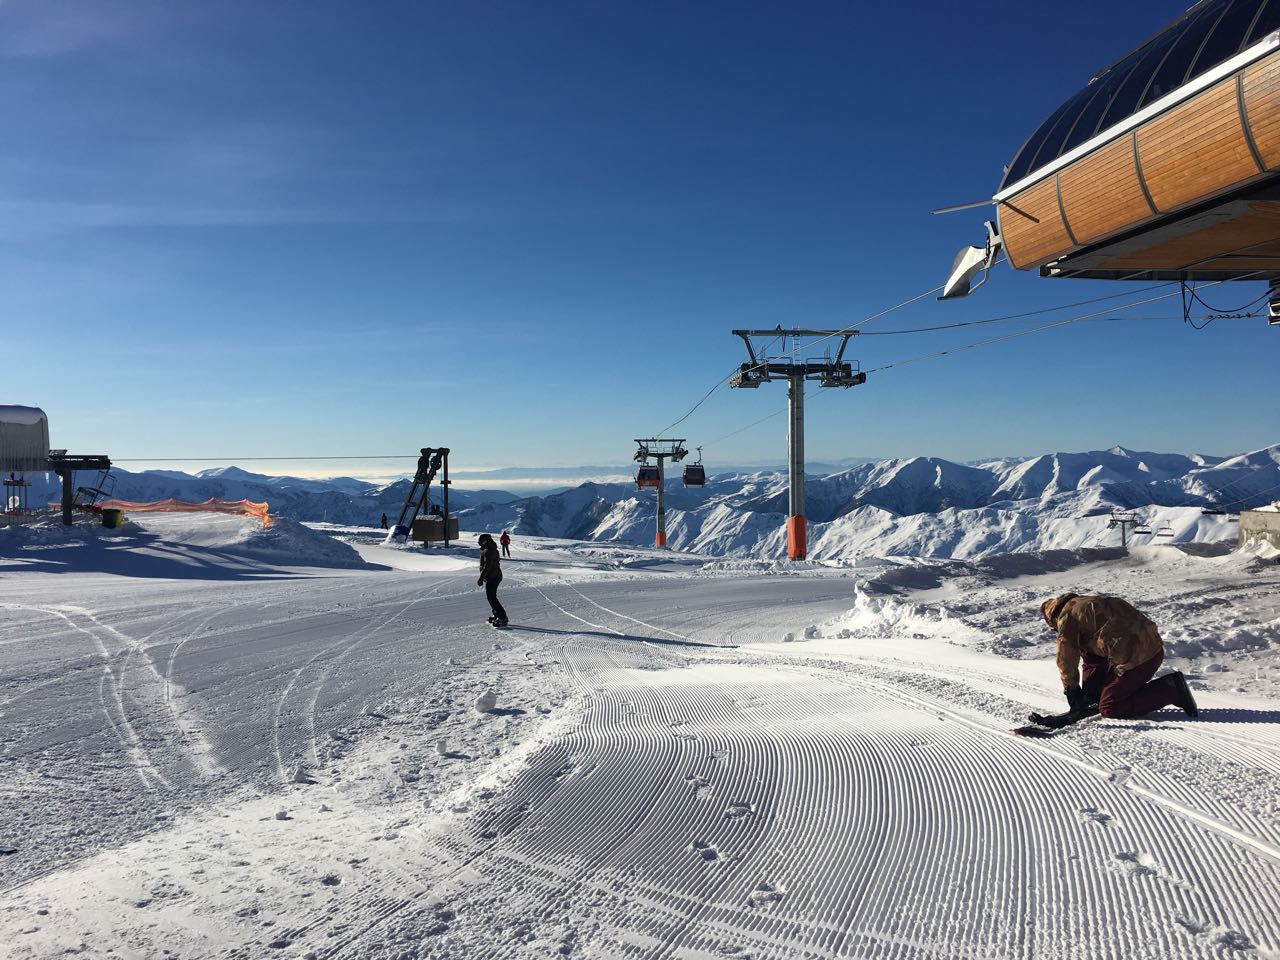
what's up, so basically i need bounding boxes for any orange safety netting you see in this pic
[96,498,271,527]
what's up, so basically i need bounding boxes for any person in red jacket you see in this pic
[499,530,511,558]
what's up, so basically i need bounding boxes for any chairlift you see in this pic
[636,465,661,489]
[682,446,706,487]
[1133,525,1151,534]
[73,468,116,510]
[1155,524,1175,538]
[1201,507,1225,515]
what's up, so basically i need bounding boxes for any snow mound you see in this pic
[0,513,368,571]
[222,517,368,568]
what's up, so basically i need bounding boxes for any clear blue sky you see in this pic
[3,1,1274,478]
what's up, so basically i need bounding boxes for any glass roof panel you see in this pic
[1096,28,1184,130]
[1138,3,1228,108]
[1245,0,1280,43]
[999,0,1280,191]
[1189,0,1261,79]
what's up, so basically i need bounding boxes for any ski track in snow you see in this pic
[1,526,1278,959]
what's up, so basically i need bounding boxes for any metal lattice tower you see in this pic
[634,439,687,548]
[729,328,866,560]
[1107,509,1142,550]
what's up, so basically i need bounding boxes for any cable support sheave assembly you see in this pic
[680,275,1255,455]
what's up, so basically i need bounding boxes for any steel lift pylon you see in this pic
[729,328,866,560]
[390,447,451,544]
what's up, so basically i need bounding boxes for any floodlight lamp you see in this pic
[939,221,1002,300]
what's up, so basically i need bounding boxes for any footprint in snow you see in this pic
[1112,850,1160,878]
[1107,766,1132,786]
[685,774,713,801]
[1077,806,1114,826]
[689,839,721,862]
[724,801,756,820]
[1177,917,1254,952]
[747,881,785,908]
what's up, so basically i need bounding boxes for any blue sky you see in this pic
[3,1,1275,479]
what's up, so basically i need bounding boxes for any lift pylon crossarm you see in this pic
[731,328,862,339]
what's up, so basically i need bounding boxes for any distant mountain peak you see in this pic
[197,465,264,481]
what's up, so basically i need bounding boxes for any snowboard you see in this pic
[1011,706,1099,737]
[487,619,509,630]
[1010,724,1059,738]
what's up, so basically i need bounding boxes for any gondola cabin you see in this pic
[682,463,706,487]
[636,465,661,488]
[975,0,1280,286]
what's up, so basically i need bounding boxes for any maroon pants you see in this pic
[1081,650,1176,719]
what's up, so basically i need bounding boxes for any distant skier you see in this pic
[477,533,508,627]
[1034,593,1198,729]
[380,513,388,530]
[500,530,511,558]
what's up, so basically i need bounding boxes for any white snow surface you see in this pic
[2,515,1279,959]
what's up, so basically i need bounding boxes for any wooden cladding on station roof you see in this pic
[998,178,1076,270]
[1000,49,1280,273]
[1057,137,1153,246]
[1243,56,1280,169]
[1089,200,1280,273]
[1137,81,1260,211]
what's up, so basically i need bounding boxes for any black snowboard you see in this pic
[1010,724,1059,738]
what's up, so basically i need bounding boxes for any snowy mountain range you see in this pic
[17,445,1280,560]
[463,445,1280,559]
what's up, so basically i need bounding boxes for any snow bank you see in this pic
[0,512,368,570]
[224,517,367,568]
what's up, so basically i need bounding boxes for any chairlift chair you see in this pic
[1155,524,1175,538]
[1133,525,1151,534]
[636,465,661,489]
[682,446,706,487]
[73,469,116,510]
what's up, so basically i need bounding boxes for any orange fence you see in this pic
[96,498,271,527]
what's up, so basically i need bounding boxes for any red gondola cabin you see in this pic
[636,465,661,488]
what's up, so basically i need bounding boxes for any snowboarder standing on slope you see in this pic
[500,530,511,558]
[1036,593,1198,729]
[477,533,508,626]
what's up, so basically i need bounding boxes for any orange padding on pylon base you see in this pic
[786,515,806,560]
[655,530,667,547]
[97,498,271,528]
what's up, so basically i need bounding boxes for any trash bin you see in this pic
[102,508,124,529]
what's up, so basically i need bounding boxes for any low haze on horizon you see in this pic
[4,1,1276,467]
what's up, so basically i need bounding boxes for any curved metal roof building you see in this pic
[992,0,1280,281]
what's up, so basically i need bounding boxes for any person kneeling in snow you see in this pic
[1039,593,1198,727]
[477,533,508,626]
